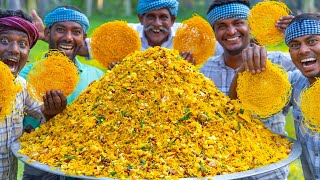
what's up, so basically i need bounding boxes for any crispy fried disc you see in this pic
[300,78,320,133]
[0,61,22,120]
[26,51,79,102]
[90,21,141,68]
[237,60,292,118]
[173,15,216,65]
[248,1,291,46]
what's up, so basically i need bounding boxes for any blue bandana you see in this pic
[44,7,90,32]
[285,19,320,45]
[207,2,250,26]
[137,0,179,16]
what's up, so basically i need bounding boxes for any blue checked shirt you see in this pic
[0,76,44,180]
[200,51,296,180]
[289,70,320,180]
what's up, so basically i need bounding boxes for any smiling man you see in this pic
[200,0,296,179]
[0,9,66,180]
[19,6,104,180]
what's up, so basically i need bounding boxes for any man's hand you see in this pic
[108,61,121,70]
[180,52,195,65]
[31,9,47,42]
[41,90,67,120]
[242,44,267,74]
[275,15,294,32]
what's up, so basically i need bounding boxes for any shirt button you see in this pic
[315,175,318,179]
[315,153,319,156]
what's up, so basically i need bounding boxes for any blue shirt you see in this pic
[289,70,320,180]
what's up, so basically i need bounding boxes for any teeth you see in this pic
[301,58,316,63]
[59,45,73,50]
[152,29,160,33]
[226,37,239,41]
[8,58,18,62]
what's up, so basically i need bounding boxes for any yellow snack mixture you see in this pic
[19,47,291,179]
[26,51,79,102]
[237,59,292,118]
[248,0,291,46]
[300,78,320,133]
[90,21,141,68]
[0,61,22,121]
[173,15,216,65]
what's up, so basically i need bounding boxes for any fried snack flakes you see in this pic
[20,47,291,179]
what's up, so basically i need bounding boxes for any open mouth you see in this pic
[301,58,317,67]
[1,58,18,73]
[58,44,74,55]
[226,37,240,41]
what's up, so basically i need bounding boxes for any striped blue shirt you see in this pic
[200,51,296,179]
[0,76,44,180]
[289,70,320,180]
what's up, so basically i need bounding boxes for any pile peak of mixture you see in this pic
[19,47,291,179]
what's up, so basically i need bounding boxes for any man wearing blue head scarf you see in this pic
[20,6,104,180]
[230,13,320,180]
[201,0,296,179]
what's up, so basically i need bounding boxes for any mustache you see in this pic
[144,25,170,33]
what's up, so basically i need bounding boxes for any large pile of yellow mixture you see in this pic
[19,47,291,179]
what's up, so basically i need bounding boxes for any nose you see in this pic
[63,31,73,42]
[226,25,237,35]
[153,17,162,27]
[8,42,19,55]
[299,43,311,55]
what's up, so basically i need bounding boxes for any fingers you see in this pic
[43,90,67,111]
[275,15,294,32]
[108,62,120,70]
[180,52,195,65]
[242,45,267,74]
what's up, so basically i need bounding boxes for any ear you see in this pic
[44,27,50,42]
[83,33,87,41]
[171,16,176,25]
[138,14,144,25]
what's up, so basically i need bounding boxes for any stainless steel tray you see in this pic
[11,137,301,180]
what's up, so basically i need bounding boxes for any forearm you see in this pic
[229,73,239,99]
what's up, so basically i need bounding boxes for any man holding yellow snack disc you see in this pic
[0,9,67,180]
[200,0,297,179]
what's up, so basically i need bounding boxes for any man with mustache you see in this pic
[0,9,66,180]
[19,6,104,180]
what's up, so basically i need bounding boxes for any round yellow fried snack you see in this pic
[0,61,22,121]
[300,78,320,133]
[237,60,292,118]
[90,21,141,68]
[248,0,290,46]
[26,51,79,102]
[173,14,216,65]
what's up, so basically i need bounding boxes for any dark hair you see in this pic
[207,0,250,14]
[0,9,33,22]
[288,13,320,26]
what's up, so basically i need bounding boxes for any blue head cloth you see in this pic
[137,0,179,16]
[285,19,320,45]
[207,2,250,26]
[44,7,90,32]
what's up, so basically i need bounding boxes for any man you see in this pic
[0,9,66,180]
[19,6,105,180]
[200,0,296,179]
[230,13,320,180]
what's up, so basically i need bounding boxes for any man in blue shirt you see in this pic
[20,5,104,180]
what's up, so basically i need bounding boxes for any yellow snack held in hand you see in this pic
[237,60,292,118]
[173,14,216,65]
[248,0,290,46]
[90,21,141,68]
[300,78,320,133]
[20,47,291,179]
[0,61,22,121]
[26,51,79,102]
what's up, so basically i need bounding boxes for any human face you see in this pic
[46,21,86,61]
[0,30,30,75]
[138,8,175,47]
[213,18,251,55]
[288,34,320,79]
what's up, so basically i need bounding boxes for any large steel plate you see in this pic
[11,137,301,180]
